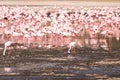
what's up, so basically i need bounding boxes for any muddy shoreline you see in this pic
[0,0,120,7]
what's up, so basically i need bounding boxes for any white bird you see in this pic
[116,37,119,41]
[100,30,108,35]
[68,42,77,53]
[3,41,13,56]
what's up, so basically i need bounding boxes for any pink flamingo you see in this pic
[3,41,13,56]
[68,42,77,54]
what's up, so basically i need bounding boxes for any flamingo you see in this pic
[3,41,13,56]
[68,42,77,54]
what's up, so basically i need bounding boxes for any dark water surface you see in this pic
[0,47,120,80]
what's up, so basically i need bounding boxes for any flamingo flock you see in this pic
[0,6,120,56]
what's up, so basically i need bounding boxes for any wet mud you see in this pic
[0,47,120,80]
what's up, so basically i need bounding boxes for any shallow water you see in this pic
[0,47,120,79]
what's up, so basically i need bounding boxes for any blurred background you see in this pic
[0,0,120,6]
